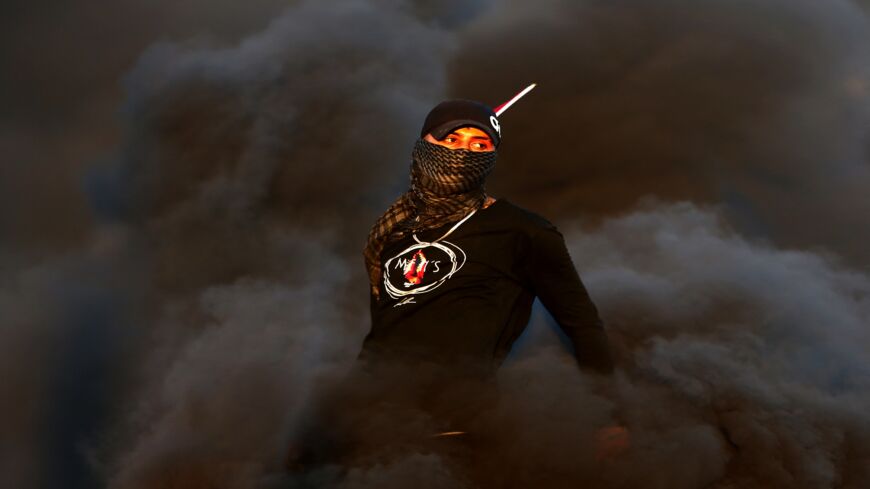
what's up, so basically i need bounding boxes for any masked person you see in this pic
[287,98,621,479]
[360,98,614,377]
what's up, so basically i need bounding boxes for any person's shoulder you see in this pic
[490,198,558,232]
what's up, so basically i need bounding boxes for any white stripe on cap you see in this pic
[493,83,537,117]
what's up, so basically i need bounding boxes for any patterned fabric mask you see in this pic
[363,138,497,300]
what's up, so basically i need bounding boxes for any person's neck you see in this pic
[483,195,497,209]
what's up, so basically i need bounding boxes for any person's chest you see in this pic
[377,215,530,306]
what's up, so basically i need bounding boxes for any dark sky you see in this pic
[2,1,869,488]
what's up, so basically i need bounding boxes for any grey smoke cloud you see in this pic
[107,271,355,488]
[2,0,870,488]
[564,202,870,487]
[89,2,459,292]
[87,1,459,487]
[451,0,870,268]
[3,0,455,487]
[0,0,292,256]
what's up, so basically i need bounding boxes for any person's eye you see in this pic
[445,137,458,143]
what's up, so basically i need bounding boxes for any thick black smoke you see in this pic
[452,0,870,268]
[0,0,291,255]
[88,1,458,487]
[2,0,869,488]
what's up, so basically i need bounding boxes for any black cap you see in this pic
[420,99,502,147]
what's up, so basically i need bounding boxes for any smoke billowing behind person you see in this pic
[1,0,869,488]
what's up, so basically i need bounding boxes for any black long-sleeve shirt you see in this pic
[359,198,614,377]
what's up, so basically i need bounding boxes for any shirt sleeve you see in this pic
[524,224,615,375]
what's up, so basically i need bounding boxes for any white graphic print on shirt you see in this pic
[382,240,467,303]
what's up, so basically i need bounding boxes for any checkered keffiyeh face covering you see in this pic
[363,138,498,300]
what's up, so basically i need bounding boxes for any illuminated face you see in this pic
[424,126,495,152]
